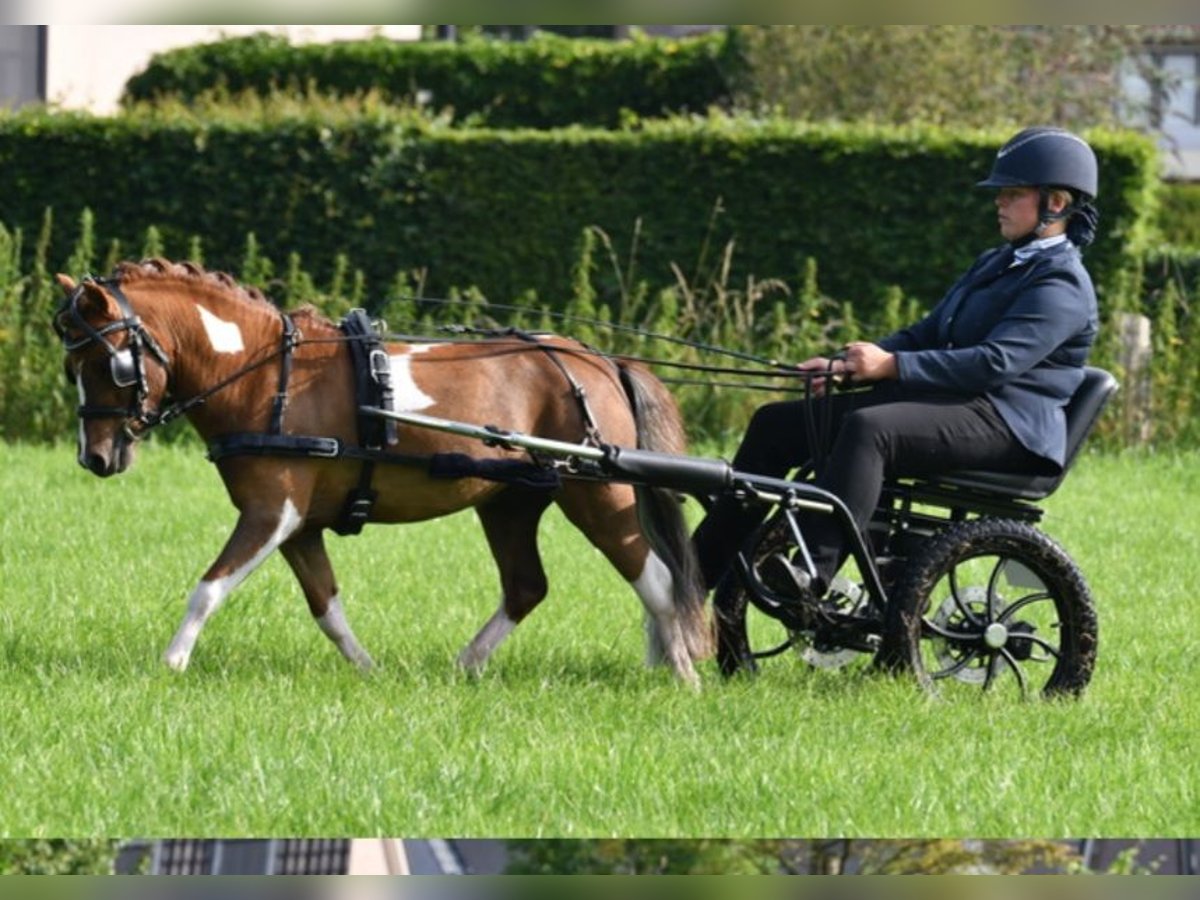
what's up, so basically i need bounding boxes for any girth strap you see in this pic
[334,309,399,535]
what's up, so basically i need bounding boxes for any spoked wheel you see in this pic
[715,514,879,678]
[887,518,1098,698]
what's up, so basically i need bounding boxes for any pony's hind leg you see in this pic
[279,527,374,671]
[163,500,303,671]
[458,488,553,674]
[557,482,701,688]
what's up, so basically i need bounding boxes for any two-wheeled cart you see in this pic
[364,363,1116,698]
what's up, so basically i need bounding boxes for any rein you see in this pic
[385,293,820,391]
[149,318,300,433]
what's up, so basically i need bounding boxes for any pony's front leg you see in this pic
[163,500,303,671]
[278,527,374,671]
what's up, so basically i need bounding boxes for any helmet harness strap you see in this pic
[1035,185,1078,237]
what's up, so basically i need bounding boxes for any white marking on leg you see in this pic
[631,550,698,686]
[196,304,245,354]
[316,594,374,671]
[457,599,517,674]
[163,499,302,671]
[388,345,438,412]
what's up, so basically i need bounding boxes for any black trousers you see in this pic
[690,384,1046,591]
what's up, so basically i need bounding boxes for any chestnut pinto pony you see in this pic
[54,260,711,685]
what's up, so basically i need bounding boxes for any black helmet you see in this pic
[977,126,1098,199]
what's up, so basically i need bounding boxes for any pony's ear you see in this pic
[54,274,77,295]
[76,280,120,319]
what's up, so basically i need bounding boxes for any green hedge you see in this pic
[1156,181,1200,247]
[122,31,738,129]
[0,109,1160,325]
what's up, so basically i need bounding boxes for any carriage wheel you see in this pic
[885,518,1097,698]
[715,514,876,678]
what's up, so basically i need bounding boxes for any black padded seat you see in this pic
[921,367,1119,502]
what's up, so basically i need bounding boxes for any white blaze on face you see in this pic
[76,374,88,466]
[196,304,245,354]
[389,345,438,412]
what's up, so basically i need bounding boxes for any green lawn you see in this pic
[0,443,1196,837]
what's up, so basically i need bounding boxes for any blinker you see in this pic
[110,348,138,388]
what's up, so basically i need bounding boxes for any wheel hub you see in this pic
[983,622,1009,649]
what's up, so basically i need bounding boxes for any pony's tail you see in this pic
[617,361,713,661]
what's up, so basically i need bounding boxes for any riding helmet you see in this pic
[977,126,1099,199]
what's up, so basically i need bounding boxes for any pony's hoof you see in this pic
[456,660,486,680]
[162,651,190,672]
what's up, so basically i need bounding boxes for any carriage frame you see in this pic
[365,362,1117,699]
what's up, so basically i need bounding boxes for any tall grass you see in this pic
[3,204,1198,448]
[0,443,1197,837]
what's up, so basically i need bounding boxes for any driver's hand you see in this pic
[795,355,846,397]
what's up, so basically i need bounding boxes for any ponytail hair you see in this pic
[1067,198,1099,249]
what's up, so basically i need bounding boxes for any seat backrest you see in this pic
[1059,366,1120,474]
[931,366,1119,501]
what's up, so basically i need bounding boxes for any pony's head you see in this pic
[53,273,171,477]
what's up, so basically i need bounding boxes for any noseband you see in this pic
[55,277,171,439]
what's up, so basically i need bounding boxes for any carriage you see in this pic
[54,259,1116,697]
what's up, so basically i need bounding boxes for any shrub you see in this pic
[122,30,737,129]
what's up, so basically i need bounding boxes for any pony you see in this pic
[53,259,712,685]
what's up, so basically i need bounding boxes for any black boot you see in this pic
[756,553,830,630]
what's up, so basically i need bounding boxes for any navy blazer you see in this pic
[876,240,1098,470]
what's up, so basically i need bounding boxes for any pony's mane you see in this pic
[113,258,281,316]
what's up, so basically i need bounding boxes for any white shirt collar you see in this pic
[1012,233,1067,266]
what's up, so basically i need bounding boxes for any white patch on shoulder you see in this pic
[389,345,438,412]
[196,304,245,354]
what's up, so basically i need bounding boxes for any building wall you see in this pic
[43,25,419,114]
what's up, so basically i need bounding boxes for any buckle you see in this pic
[369,348,391,384]
[309,438,341,458]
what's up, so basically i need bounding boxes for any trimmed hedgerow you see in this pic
[0,108,1159,323]
[121,30,738,129]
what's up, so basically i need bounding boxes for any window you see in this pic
[0,25,45,108]
[1173,51,1199,126]
[139,839,351,874]
[1152,48,1200,128]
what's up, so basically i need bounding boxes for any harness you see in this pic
[58,280,610,535]
[208,316,583,534]
[207,309,413,535]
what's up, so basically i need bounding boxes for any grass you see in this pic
[0,443,1197,838]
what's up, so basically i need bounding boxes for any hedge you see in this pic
[0,108,1160,325]
[1155,181,1200,247]
[122,30,738,129]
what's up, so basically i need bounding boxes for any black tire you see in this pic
[714,569,756,677]
[886,518,1098,698]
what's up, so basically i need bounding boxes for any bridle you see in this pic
[54,276,171,440]
[56,274,305,444]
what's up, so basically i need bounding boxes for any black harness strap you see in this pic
[269,313,299,434]
[327,310,391,535]
[207,432,432,466]
[506,328,605,446]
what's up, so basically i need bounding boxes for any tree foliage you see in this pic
[728,26,1162,132]
[0,840,118,874]
[505,838,1084,874]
